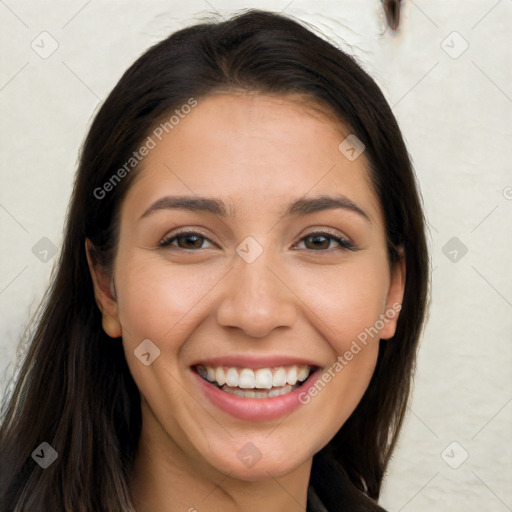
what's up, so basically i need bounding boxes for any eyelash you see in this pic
[158,230,357,252]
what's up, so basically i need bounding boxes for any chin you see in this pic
[204,439,313,482]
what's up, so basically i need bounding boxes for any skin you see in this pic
[87,92,405,512]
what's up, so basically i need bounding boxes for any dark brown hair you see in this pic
[0,9,429,511]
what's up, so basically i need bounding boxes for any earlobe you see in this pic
[85,239,122,339]
[380,250,406,340]
[101,315,122,339]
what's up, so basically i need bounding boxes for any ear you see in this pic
[85,239,122,339]
[380,249,406,340]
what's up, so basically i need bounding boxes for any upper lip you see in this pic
[190,354,322,369]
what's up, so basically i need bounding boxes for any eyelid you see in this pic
[293,228,356,251]
[300,227,351,241]
[158,227,357,251]
[158,228,218,249]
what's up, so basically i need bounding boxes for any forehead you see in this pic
[122,92,383,226]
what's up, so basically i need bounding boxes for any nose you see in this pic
[216,250,298,338]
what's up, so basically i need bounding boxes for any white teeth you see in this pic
[286,366,297,385]
[273,367,287,387]
[225,368,239,387]
[222,384,294,398]
[268,385,293,397]
[206,366,216,382]
[215,367,226,386]
[238,368,255,389]
[254,368,273,389]
[297,366,310,381]
[197,364,313,391]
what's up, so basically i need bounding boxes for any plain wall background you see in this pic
[1,1,511,510]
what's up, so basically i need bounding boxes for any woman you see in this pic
[0,9,429,511]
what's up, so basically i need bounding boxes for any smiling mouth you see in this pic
[192,364,317,399]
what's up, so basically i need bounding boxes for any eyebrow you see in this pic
[139,194,370,222]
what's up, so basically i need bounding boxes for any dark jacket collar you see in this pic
[307,485,329,512]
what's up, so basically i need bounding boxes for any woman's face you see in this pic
[89,93,404,481]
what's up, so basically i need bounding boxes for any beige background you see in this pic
[1,1,511,510]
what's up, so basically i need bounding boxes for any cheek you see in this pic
[114,255,217,344]
[290,255,389,420]
[112,255,216,413]
[293,254,391,353]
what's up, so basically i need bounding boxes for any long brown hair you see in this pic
[0,9,429,511]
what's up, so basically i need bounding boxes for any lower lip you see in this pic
[192,368,323,422]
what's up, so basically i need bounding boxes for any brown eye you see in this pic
[305,234,330,250]
[159,232,214,250]
[296,232,355,251]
